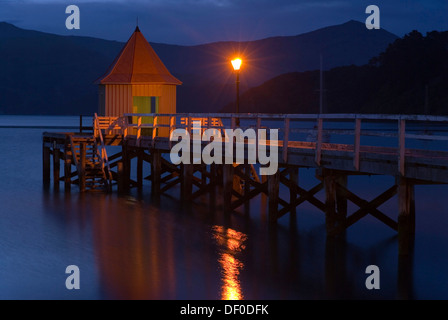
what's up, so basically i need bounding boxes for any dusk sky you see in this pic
[0,0,447,45]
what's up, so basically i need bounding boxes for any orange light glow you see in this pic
[220,253,244,300]
[231,58,242,71]
[212,226,247,301]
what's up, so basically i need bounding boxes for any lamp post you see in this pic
[231,58,242,127]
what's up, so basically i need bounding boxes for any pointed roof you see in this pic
[96,27,182,85]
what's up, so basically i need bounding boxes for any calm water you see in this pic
[0,116,447,300]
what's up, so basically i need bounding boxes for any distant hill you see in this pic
[0,20,397,115]
[221,30,448,115]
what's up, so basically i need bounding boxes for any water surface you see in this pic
[0,116,447,300]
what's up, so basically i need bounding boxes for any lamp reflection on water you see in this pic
[212,226,248,300]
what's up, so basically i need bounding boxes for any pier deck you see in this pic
[42,113,448,255]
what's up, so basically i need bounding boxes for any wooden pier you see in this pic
[42,113,448,255]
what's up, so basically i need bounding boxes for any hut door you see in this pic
[133,96,159,135]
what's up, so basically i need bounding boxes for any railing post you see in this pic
[64,137,72,192]
[93,114,97,137]
[207,116,212,136]
[53,146,60,191]
[398,118,406,176]
[108,117,112,135]
[79,142,86,192]
[123,116,129,138]
[315,117,323,166]
[137,116,142,147]
[169,116,175,149]
[231,116,236,130]
[256,117,262,158]
[187,115,192,135]
[256,117,261,131]
[354,118,361,171]
[152,116,158,148]
[283,117,290,163]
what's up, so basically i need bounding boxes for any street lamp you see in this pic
[231,58,242,126]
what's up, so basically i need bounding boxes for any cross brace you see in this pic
[327,183,398,236]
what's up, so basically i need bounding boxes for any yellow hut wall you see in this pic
[102,84,177,137]
[104,85,133,116]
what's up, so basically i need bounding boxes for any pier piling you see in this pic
[42,112,448,257]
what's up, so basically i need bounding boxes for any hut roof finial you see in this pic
[135,17,140,32]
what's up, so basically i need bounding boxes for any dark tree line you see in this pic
[229,30,448,115]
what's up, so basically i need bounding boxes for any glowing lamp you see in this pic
[231,58,242,71]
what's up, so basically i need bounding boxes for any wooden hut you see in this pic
[95,26,182,136]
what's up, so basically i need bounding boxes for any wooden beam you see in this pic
[43,145,51,188]
[223,164,234,212]
[330,184,398,235]
[233,165,268,193]
[324,174,337,234]
[64,144,72,192]
[289,167,299,204]
[398,119,406,176]
[160,177,181,193]
[121,142,131,192]
[151,149,162,195]
[182,163,194,201]
[279,175,325,212]
[209,163,217,203]
[117,161,124,194]
[137,150,143,189]
[244,164,251,197]
[336,174,348,220]
[397,177,415,256]
[268,171,280,223]
[160,172,180,184]
[230,185,267,210]
[79,142,86,192]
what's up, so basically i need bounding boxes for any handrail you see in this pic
[123,113,448,122]
[97,113,448,177]
[94,113,113,190]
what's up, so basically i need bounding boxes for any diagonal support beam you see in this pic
[277,182,324,218]
[330,184,398,235]
[280,175,325,212]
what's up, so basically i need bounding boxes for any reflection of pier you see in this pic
[42,113,448,255]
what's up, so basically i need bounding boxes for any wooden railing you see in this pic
[94,115,123,136]
[94,113,448,174]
